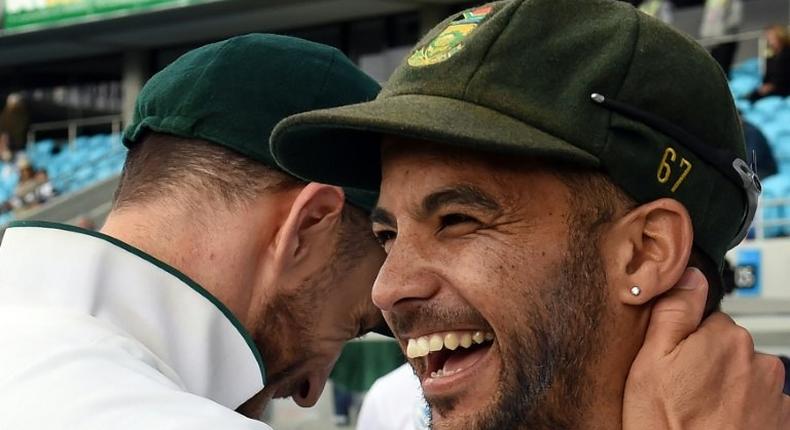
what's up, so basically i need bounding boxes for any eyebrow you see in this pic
[370,207,396,227]
[371,184,502,227]
[420,184,501,218]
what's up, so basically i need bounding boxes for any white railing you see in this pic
[26,115,122,149]
[750,197,790,240]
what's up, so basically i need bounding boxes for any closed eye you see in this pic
[440,213,480,228]
[373,230,397,250]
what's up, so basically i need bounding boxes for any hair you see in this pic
[766,24,790,50]
[115,131,372,254]
[113,132,306,212]
[552,165,725,316]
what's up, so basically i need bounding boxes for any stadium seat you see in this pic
[759,174,790,237]
[735,99,752,113]
[731,58,761,78]
[730,75,760,99]
[753,96,784,118]
[744,110,769,127]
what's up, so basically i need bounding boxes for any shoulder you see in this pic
[0,306,272,430]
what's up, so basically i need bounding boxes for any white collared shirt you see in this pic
[356,364,429,430]
[0,222,272,429]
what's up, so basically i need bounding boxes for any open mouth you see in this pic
[405,330,495,381]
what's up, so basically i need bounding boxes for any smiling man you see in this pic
[271,0,788,428]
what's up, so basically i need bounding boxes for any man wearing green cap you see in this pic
[0,18,779,430]
[0,34,387,429]
[271,0,789,428]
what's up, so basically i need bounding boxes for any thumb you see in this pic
[641,267,709,357]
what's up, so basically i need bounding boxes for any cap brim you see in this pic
[271,94,600,191]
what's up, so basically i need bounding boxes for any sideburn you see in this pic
[463,215,610,430]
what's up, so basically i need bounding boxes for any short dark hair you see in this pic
[113,132,304,212]
[555,166,724,316]
[114,131,372,252]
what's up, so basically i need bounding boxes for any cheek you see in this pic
[439,231,567,319]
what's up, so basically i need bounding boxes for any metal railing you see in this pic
[26,115,122,148]
[749,197,790,240]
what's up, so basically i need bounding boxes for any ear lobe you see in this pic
[605,199,694,306]
[274,183,345,267]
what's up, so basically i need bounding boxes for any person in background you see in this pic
[638,0,673,24]
[0,133,15,163]
[741,117,778,179]
[0,93,30,152]
[356,363,427,430]
[749,25,790,102]
[11,157,37,209]
[700,0,743,74]
[75,216,96,231]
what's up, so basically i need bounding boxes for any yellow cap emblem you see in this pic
[408,5,494,68]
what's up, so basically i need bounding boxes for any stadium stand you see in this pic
[730,58,790,238]
[0,133,126,226]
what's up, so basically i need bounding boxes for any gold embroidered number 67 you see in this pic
[657,147,693,193]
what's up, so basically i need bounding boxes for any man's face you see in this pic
[255,216,386,408]
[371,138,615,429]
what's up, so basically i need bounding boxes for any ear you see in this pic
[272,183,345,272]
[600,198,694,306]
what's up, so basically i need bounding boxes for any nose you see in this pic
[291,370,331,408]
[372,240,440,312]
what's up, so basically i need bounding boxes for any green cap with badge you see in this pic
[270,0,760,267]
[123,33,381,210]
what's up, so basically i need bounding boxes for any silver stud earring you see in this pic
[630,286,642,297]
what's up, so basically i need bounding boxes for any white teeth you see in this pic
[416,337,430,357]
[407,339,418,358]
[444,333,460,350]
[460,333,473,348]
[430,368,462,379]
[429,334,444,351]
[405,331,495,359]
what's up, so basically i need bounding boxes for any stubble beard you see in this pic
[429,225,610,430]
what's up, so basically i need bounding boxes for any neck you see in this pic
[100,200,267,329]
[575,307,650,430]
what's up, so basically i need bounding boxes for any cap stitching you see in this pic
[313,49,339,110]
[595,8,640,188]
[175,39,236,126]
[461,1,519,101]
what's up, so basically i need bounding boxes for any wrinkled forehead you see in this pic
[378,135,567,210]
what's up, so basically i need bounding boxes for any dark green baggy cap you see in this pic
[123,33,380,210]
[271,0,761,267]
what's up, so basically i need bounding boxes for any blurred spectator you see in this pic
[741,119,778,180]
[357,363,428,430]
[639,0,674,24]
[700,0,743,74]
[0,133,15,163]
[75,216,96,231]
[10,158,55,210]
[0,93,30,152]
[748,25,790,102]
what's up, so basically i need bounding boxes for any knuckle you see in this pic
[730,326,755,350]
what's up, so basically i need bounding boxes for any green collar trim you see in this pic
[6,220,267,384]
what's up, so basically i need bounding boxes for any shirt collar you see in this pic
[0,221,266,409]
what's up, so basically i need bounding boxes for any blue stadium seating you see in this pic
[729,58,790,237]
[760,174,790,237]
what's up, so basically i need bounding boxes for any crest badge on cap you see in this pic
[407,5,493,67]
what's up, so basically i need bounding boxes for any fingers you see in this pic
[642,267,709,357]
[782,395,790,426]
